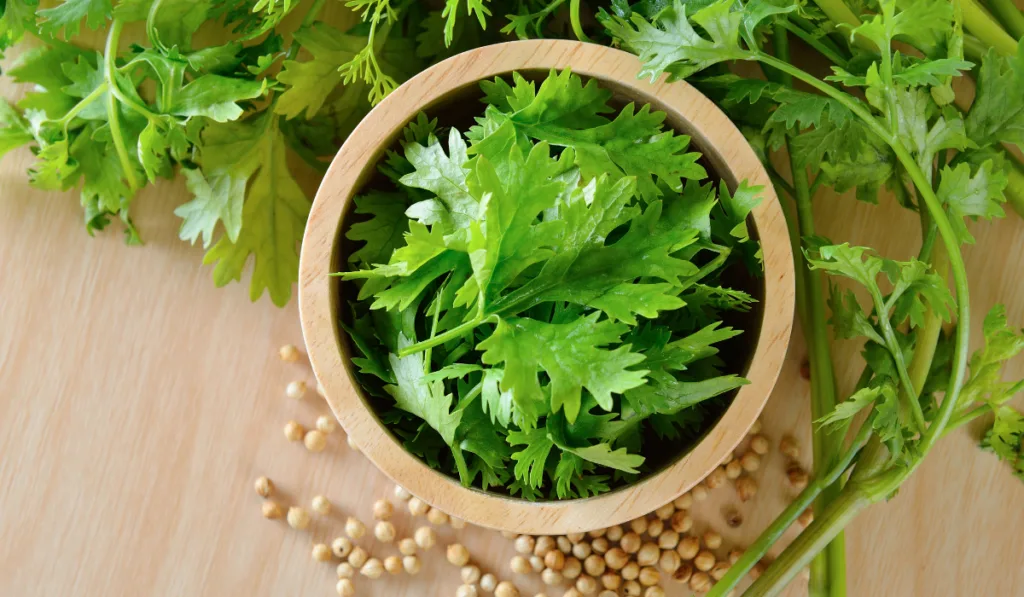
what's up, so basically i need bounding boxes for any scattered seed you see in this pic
[348,547,368,568]
[564,590,583,597]
[254,476,274,498]
[284,421,305,442]
[670,511,693,534]
[694,551,716,572]
[621,561,640,581]
[316,415,337,434]
[279,344,300,362]
[261,501,283,519]
[495,581,520,597]
[658,549,681,575]
[575,575,598,595]
[451,517,467,529]
[798,508,814,528]
[584,554,606,577]
[605,525,624,542]
[394,485,412,501]
[428,508,450,526]
[408,497,430,517]
[692,483,709,501]
[462,565,482,584]
[711,561,731,580]
[599,591,617,597]
[404,555,422,575]
[638,566,660,587]
[725,459,743,479]
[447,544,471,567]
[703,531,722,550]
[629,517,648,535]
[749,559,768,580]
[589,528,607,539]
[415,526,436,549]
[673,493,692,510]
[646,519,664,539]
[749,418,762,435]
[780,435,800,460]
[545,549,566,570]
[372,498,393,521]
[654,503,675,520]
[689,571,712,593]
[658,530,679,550]
[286,507,310,530]
[312,495,331,515]
[374,520,396,543]
[335,578,355,597]
[736,476,758,501]
[332,537,353,559]
[749,434,770,455]
[557,536,573,554]
[345,517,366,540]
[336,562,355,579]
[591,537,609,555]
[644,587,666,597]
[531,556,545,572]
[457,585,479,597]
[567,533,586,543]
[303,429,327,452]
[622,580,642,596]
[516,535,537,555]
[572,541,592,559]
[739,451,761,472]
[672,562,693,584]
[604,548,628,571]
[383,555,403,574]
[312,543,332,562]
[361,558,384,579]
[600,570,622,590]
[286,380,307,400]
[563,556,583,579]
[676,536,700,560]
[511,555,532,574]
[480,574,498,592]
[728,549,743,564]
[535,536,556,557]
[705,467,728,489]
[542,568,562,585]
[787,463,809,492]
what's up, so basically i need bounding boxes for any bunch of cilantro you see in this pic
[339,69,765,500]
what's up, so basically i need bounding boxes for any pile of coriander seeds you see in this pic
[255,344,813,596]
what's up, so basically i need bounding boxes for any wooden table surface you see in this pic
[2,19,1024,597]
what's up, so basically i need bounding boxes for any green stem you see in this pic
[570,0,592,42]
[810,0,873,51]
[56,82,109,128]
[706,418,875,597]
[946,402,991,431]
[285,0,330,60]
[780,20,849,68]
[398,314,484,357]
[985,0,1024,39]
[767,164,798,198]
[104,19,140,192]
[1004,158,1024,220]
[871,286,928,432]
[962,0,1019,56]
[963,34,989,64]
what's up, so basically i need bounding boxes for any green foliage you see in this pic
[340,71,760,499]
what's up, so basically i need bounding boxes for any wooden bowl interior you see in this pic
[333,69,767,493]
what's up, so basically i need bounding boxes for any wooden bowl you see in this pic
[299,40,794,534]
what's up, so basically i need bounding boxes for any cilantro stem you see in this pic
[57,83,109,129]
[962,0,1019,56]
[397,314,485,357]
[779,20,848,69]
[570,0,592,43]
[872,284,928,432]
[104,19,140,192]
[707,416,875,597]
[809,0,873,51]
[1005,159,1024,219]
[285,0,329,60]
[985,0,1024,39]
[945,402,991,431]
[766,164,797,198]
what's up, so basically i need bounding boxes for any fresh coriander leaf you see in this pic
[385,334,463,445]
[817,385,885,430]
[478,313,649,424]
[936,160,1008,245]
[441,0,491,45]
[827,284,885,345]
[400,128,477,234]
[0,99,33,159]
[345,192,410,267]
[38,0,111,39]
[965,44,1024,149]
[548,429,645,474]
[980,406,1024,482]
[275,23,363,119]
[174,167,245,248]
[624,374,747,417]
[805,243,884,290]
[959,305,1024,409]
[480,368,514,428]
[508,427,554,489]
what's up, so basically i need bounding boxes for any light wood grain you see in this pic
[300,39,794,536]
[2,30,1023,597]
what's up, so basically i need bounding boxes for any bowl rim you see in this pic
[299,39,794,534]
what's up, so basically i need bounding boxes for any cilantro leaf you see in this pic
[174,168,244,248]
[385,334,463,445]
[980,406,1024,482]
[958,305,1024,409]
[345,192,410,267]
[936,160,1008,245]
[479,313,649,425]
[275,24,363,119]
[38,0,111,39]
[965,44,1024,150]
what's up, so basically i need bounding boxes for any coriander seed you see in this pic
[659,549,681,574]
[535,536,556,557]
[705,466,727,489]
[303,429,327,452]
[567,533,585,543]
[644,587,666,597]
[638,567,660,587]
[427,508,450,526]
[545,549,566,570]
[689,571,712,593]
[703,531,722,550]
[750,560,767,580]
[646,518,663,539]
[348,547,368,568]
[316,415,337,434]
[254,476,274,498]
[564,590,583,597]
[694,551,716,572]
[373,498,393,520]
[286,380,307,400]
[725,459,743,479]
[542,568,562,585]
[394,485,412,501]
[621,562,640,581]
[457,585,479,597]
[692,483,708,501]
[620,532,641,554]
[780,435,800,460]
[658,530,679,550]
[571,541,591,559]
[750,433,770,455]
[414,526,436,549]
[495,581,520,597]
[335,579,355,597]
[672,562,693,584]
[604,548,628,571]
[740,451,761,472]
[673,493,692,510]
[600,571,621,590]
[711,561,731,580]
[312,543,332,562]
[728,549,743,564]
[332,537,353,559]
[374,520,396,543]
[655,503,675,520]
[480,574,498,593]
[575,575,598,595]
[798,508,814,528]
[557,536,573,554]
[462,566,482,584]
[515,535,536,555]
[562,556,582,579]
[670,511,692,534]
[404,555,422,575]
[360,558,384,579]
[629,517,648,535]
[677,536,700,560]
[311,495,331,515]
[408,497,429,517]
[749,418,762,435]
[531,556,545,572]
[623,580,642,596]
[599,591,617,597]
[447,543,471,567]
[279,344,300,362]
[336,562,355,579]
[788,463,809,492]
[284,420,305,442]
[345,517,366,540]
[398,537,417,556]
[261,501,283,519]
[591,537,609,555]
[286,507,310,530]
[637,543,659,567]
[384,555,403,575]
[584,554,606,577]
[605,525,623,542]
[511,555,532,574]
[725,508,744,528]
[451,517,467,529]
[736,476,758,501]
